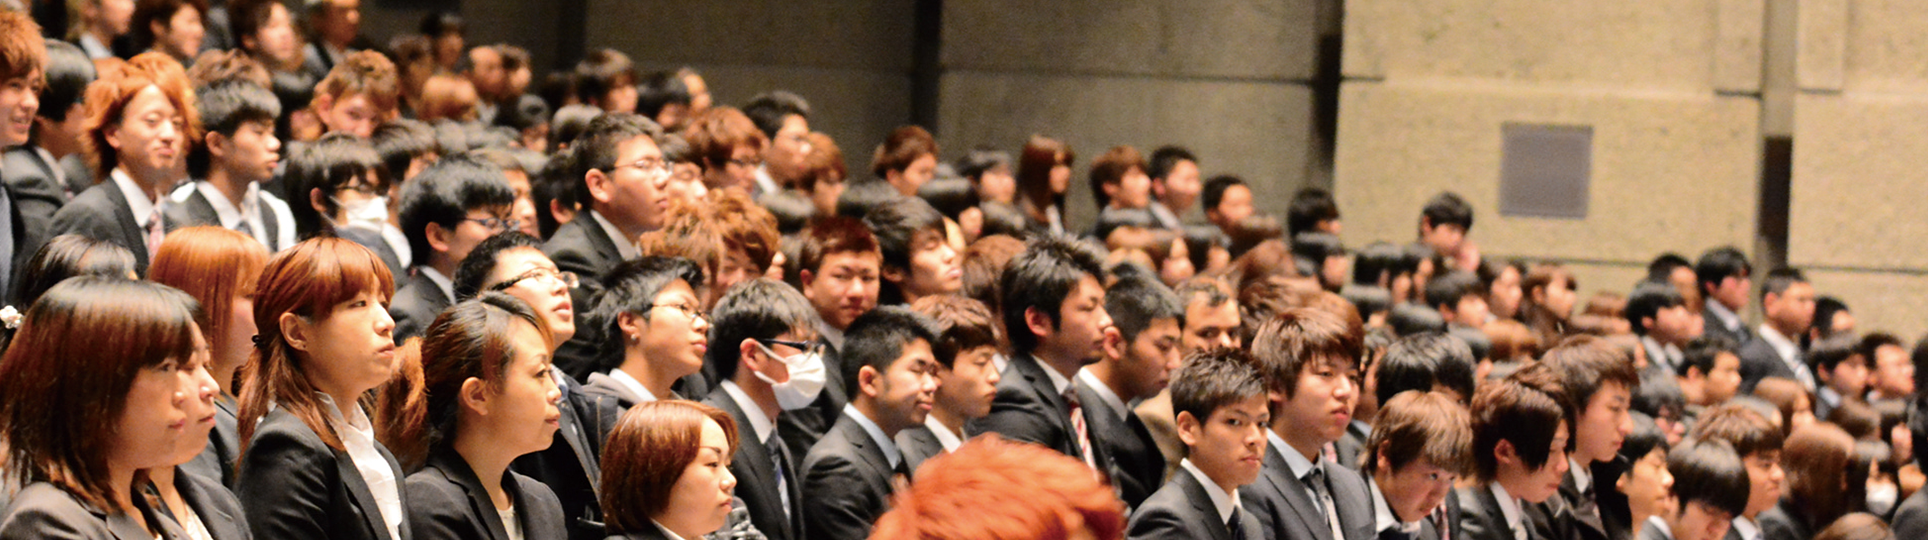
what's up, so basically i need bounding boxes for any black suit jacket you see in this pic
[1892,487,1928,540]
[1737,337,1803,394]
[181,396,241,488]
[162,186,286,251]
[778,332,848,461]
[1241,444,1374,540]
[336,226,408,285]
[1458,484,1537,540]
[1638,520,1674,540]
[404,449,567,540]
[1364,474,1444,540]
[168,468,251,540]
[894,424,945,475]
[1701,313,1754,349]
[602,529,671,540]
[544,216,624,380]
[1077,378,1165,510]
[389,272,451,344]
[703,389,803,540]
[800,413,896,540]
[512,373,623,540]
[1335,422,1369,470]
[1,147,66,291]
[235,408,412,540]
[1756,500,1808,540]
[0,482,189,540]
[968,353,1109,468]
[48,180,149,274]
[1127,468,1262,540]
[1530,471,1613,540]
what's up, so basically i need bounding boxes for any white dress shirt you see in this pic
[318,394,403,539]
[608,368,659,403]
[589,209,641,259]
[1180,458,1241,523]
[844,404,902,468]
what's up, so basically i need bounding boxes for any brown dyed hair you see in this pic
[601,400,741,533]
[1016,135,1073,224]
[1782,423,1856,529]
[0,10,47,81]
[871,435,1125,540]
[237,237,398,454]
[1812,513,1895,540]
[148,226,270,379]
[657,189,781,275]
[377,292,553,470]
[1691,401,1788,459]
[1086,145,1145,209]
[1539,335,1640,412]
[1471,364,1570,480]
[796,131,846,192]
[415,73,479,123]
[1250,307,1362,398]
[0,277,199,510]
[910,295,1002,367]
[185,49,271,88]
[1748,377,1810,439]
[1483,319,1541,362]
[1369,391,1475,475]
[1519,263,1576,345]
[961,234,1025,315]
[313,50,400,114]
[128,0,207,54]
[869,125,938,178]
[82,51,199,182]
[683,106,766,171]
[797,216,880,275]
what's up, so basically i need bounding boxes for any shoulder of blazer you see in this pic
[0,483,109,539]
[508,472,568,540]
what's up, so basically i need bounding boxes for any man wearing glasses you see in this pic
[544,113,672,376]
[390,153,519,342]
[701,278,826,540]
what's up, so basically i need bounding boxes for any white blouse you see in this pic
[318,394,404,540]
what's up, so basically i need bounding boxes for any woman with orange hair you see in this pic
[600,400,741,540]
[234,237,406,540]
[870,435,1126,540]
[149,225,271,487]
[49,51,196,274]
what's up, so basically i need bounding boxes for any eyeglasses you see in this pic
[615,157,672,178]
[488,267,578,291]
[651,301,706,320]
[754,337,824,357]
[728,156,763,168]
[465,216,521,232]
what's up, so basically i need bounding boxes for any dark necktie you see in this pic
[1576,482,1602,530]
[1431,505,1451,540]
[767,432,792,519]
[1307,465,1345,540]
[1229,507,1248,540]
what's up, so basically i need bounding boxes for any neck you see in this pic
[618,356,676,402]
[929,406,966,436]
[735,375,783,424]
[148,467,188,524]
[1031,346,1082,381]
[428,256,458,282]
[212,352,243,398]
[120,167,169,202]
[1769,320,1803,340]
[453,427,516,510]
[1084,361,1138,402]
[852,399,904,438]
[1271,419,1323,462]
[205,166,251,207]
[598,206,644,242]
[106,462,141,516]
[87,25,115,44]
[315,375,371,416]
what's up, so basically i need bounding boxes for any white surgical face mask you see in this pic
[1868,482,1898,516]
[332,195,389,231]
[753,341,826,410]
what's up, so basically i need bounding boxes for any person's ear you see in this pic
[1099,326,1125,361]
[310,93,335,116]
[858,365,883,399]
[205,131,232,160]
[740,338,765,373]
[583,169,616,206]
[279,312,311,352]
[1374,442,1393,477]
[1024,306,1055,343]
[103,123,122,152]
[424,221,455,254]
[1494,438,1520,468]
[309,187,329,216]
[615,311,646,346]
[799,268,817,291]
[1176,410,1201,447]
[1641,316,1657,335]
[880,264,906,286]
[460,376,490,416]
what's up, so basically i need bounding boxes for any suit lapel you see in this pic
[261,199,282,250]
[100,183,150,268]
[558,374,602,492]
[581,214,624,265]
[1011,355,1076,454]
[716,395,787,538]
[335,447,398,540]
[1476,485,1517,540]
[1179,471,1235,540]
[840,416,894,489]
[1265,445,1335,540]
[175,473,243,540]
[428,450,510,540]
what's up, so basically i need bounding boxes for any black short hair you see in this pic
[1420,192,1474,231]
[635,71,690,120]
[1424,271,1483,314]
[917,177,977,222]
[1809,296,1850,348]
[1694,247,1752,296]
[591,256,706,371]
[1352,241,1403,287]
[1287,187,1340,237]
[1669,439,1751,518]
[1106,275,1183,344]
[573,48,636,107]
[863,195,945,277]
[372,119,440,182]
[1001,235,1105,355]
[1170,347,1267,432]
[37,39,94,122]
[1810,335,1862,372]
[1631,369,1686,424]
[1376,332,1478,405]
[841,306,940,394]
[1387,303,1447,337]
[451,231,544,301]
[954,148,1012,184]
[741,90,811,140]
[706,278,817,382]
[1647,253,1693,283]
[1470,368,1569,480]
[1200,175,1247,214]
[836,179,903,221]
[978,201,1028,240]
[1679,334,1740,378]
[397,153,516,266]
[574,113,664,212]
[1147,146,1196,182]
[285,133,390,238]
[1624,280,1685,336]
[1760,267,1808,303]
[549,104,602,151]
[188,80,282,178]
[532,146,577,239]
[495,94,552,133]
[1090,207,1156,243]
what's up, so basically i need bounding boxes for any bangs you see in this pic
[42,279,199,371]
[268,238,396,318]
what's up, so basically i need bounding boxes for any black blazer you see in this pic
[1076,377,1165,510]
[336,226,408,286]
[1,147,66,291]
[235,408,411,540]
[1240,445,1374,540]
[894,424,945,475]
[1893,488,1928,540]
[543,216,624,380]
[161,186,286,251]
[1127,468,1262,540]
[703,389,803,540]
[404,449,567,540]
[777,334,848,461]
[1638,520,1674,540]
[967,353,1109,468]
[182,396,241,488]
[48,180,149,274]
[800,413,896,540]
[389,272,451,344]
[0,482,188,540]
[1334,422,1369,470]
[165,468,251,540]
[1737,337,1803,394]
[1457,484,1536,540]
[1701,313,1755,350]
[1756,500,1809,540]
[1531,470,1614,540]
[512,372,623,540]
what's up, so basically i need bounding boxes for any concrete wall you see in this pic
[1334,0,1766,310]
[1787,0,1928,339]
[936,0,1325,230]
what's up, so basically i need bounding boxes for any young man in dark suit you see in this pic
[968,235,1114,472]
[390,154,515,342]
[1083,275,1184,510]
[1736,269,1816,394]
[898,295,1002,473]
[1644,440,1749,540]
[1532,339,1640,540]
[0,21,57,305]
[49,54,193,276]
[700,279,823,540]
[1369,332,1479,540]
[801,306,941,540]
[1127,348,1268,540]
[1687,405,1785,540]
[1627,281,1695,375]
[1886,409,1928,539]
[1139,277,1243,480]
[1455,364,1572,540]
[784,217,882,459]
[1365,391,1473,540]
[3,39,92,269]
[543,112,668,378]
[1242,308,1375,540]
[166,79,296,253]
[1695,247,1755,347]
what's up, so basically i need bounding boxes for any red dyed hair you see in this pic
[81,51,199,182]
[601,400,740,534]
[870,435,1125,540]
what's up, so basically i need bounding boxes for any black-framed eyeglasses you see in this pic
[465,216,521,232]
[754,337,823,356]
[488,267,578,291]
[651,302,705,320]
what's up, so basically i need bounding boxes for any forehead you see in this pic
[491,247,551,273]
[616,135,662,161]
[888,338,935,370]
[820,250,880,269]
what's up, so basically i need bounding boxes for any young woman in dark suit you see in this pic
[149,226,273,489]
[387,293,568,540]
[233,237,409,540]
[143,318,251,540]
[0,277,210,539]
[601,401,740,540]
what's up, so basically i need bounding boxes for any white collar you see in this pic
[1818,387,1843,408]
[607,368,659,403]
[381,223,412,268]
[1646,516,1675,540]
[924,414,963,452]
[417,267,456,304]
[651,521,689,540]
[753,165,781,196]
[720,380,775,445]
[1037,356,1073,396]
[1570,458,1591,494]
[1273,428,1318,477]
[1075,369,1131,419]
[1370,475,1422,534]
[1149,201,1183,229]
[1640,335,1673,371]
[1758,324,1800,363]
[1706,301,1743,332]
[112,169,162,225]
[315,392,372,433]
[589,209,640,260]
[1180,458,1241,524]
[1490,482,1526,537]
[1731,516,1762,540]
[843,404,902,468]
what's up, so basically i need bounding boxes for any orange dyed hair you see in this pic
[683,106,766,171]
[313,50,400,114]
[0,10,46,81]
[601,400,740,534]
[870,435,1125,540]
[415,73,479,122]
[81,51,199,182]
[148,226,270,365]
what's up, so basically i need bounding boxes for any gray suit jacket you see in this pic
[0,482,189,539]
[1737,337,1803,394]
[389,272,451,344]
[894,424,945,475]
[1893,487,1928,540]
[1127,469,1262,540]
[48,180,150,274]
[168,469,251,540]
[1241,444,1374,540]
[1457,484,1537,540]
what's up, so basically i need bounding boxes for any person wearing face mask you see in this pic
[283,132,405,282]
[698,278,825,540]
